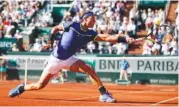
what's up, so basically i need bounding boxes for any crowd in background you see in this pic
[70,0,133,54]
[0,0,43,37]
[176,2,179,42]
[0,0,178,56]
[141,7,178,56]
[0,0,47,52]
[141,5,178,56]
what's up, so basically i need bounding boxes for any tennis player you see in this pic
[8,11,134,103]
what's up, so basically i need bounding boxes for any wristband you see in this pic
[48,33,55,42]
[117,37,127,43]
[48,33,55,49]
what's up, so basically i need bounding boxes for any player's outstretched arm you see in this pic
[94,34,134,44]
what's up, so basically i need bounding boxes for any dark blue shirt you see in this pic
[53,21,98,60]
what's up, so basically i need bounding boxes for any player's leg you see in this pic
[8,66,55,97]
[24,55,68,90]
[8,55,61,97]
[24,71,54,90]
[70,60,102,87]
[69,59,116,103]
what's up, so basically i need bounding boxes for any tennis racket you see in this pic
[94,8,108,17]
[134,31,152,43]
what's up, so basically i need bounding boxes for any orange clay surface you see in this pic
[0,81,178,106]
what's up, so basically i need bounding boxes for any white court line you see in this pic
[151,97,178,105]
[73,96,99,100]
[73,90,150,101]
[51,87,176,101]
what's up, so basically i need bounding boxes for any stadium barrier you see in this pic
[0,38,16,52]
[1,53,178,85]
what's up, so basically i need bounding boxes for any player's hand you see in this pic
[126,36,134,44]
[43,41,51,49]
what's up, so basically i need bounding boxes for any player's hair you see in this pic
[81,11,94,20]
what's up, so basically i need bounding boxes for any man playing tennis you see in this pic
[8,11,134,103]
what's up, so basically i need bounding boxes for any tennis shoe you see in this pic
[8,84,25,97]
[99,91,117,103]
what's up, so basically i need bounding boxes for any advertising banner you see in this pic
[95,57,178,74]
[4,55,179,84]
[0,38,16,51]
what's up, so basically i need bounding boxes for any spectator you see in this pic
[4,24,15,38]
[30,38,42,52]
[116,1,125,16]
[152,41,161,55]
[106,42,112,54]
[162,28,173,43]
[41,12,53,27]
[116,32,129,54]
[119,59,130,81]
[0,58,7,81]
[158,8,165,23]
[141,9,147,25]
[119,17,129,33]
[127,18,136,38]
[14,30,22,39]
[176,13,179,37]
[161,42,170,55]
[153,14,161,29]
[129,6,136,20]
[28,26,39,47]
[87,41,95,54]
[145,13,153,31]
[170,37,178,56]
[13,30,25,51]
[142,41,153,55]
[11,43,19,52]
[142,31,156,55]
[92,42,100,54]
[158,25,166,43]
[152,30,161,55]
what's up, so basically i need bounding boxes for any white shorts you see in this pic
[44,55,79,74]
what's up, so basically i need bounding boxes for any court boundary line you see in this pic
[151,97,178,105]
[73,89,169,101]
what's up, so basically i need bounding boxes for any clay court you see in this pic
[0,81,178,106]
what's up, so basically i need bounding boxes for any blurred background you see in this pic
[0,0,178,85]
